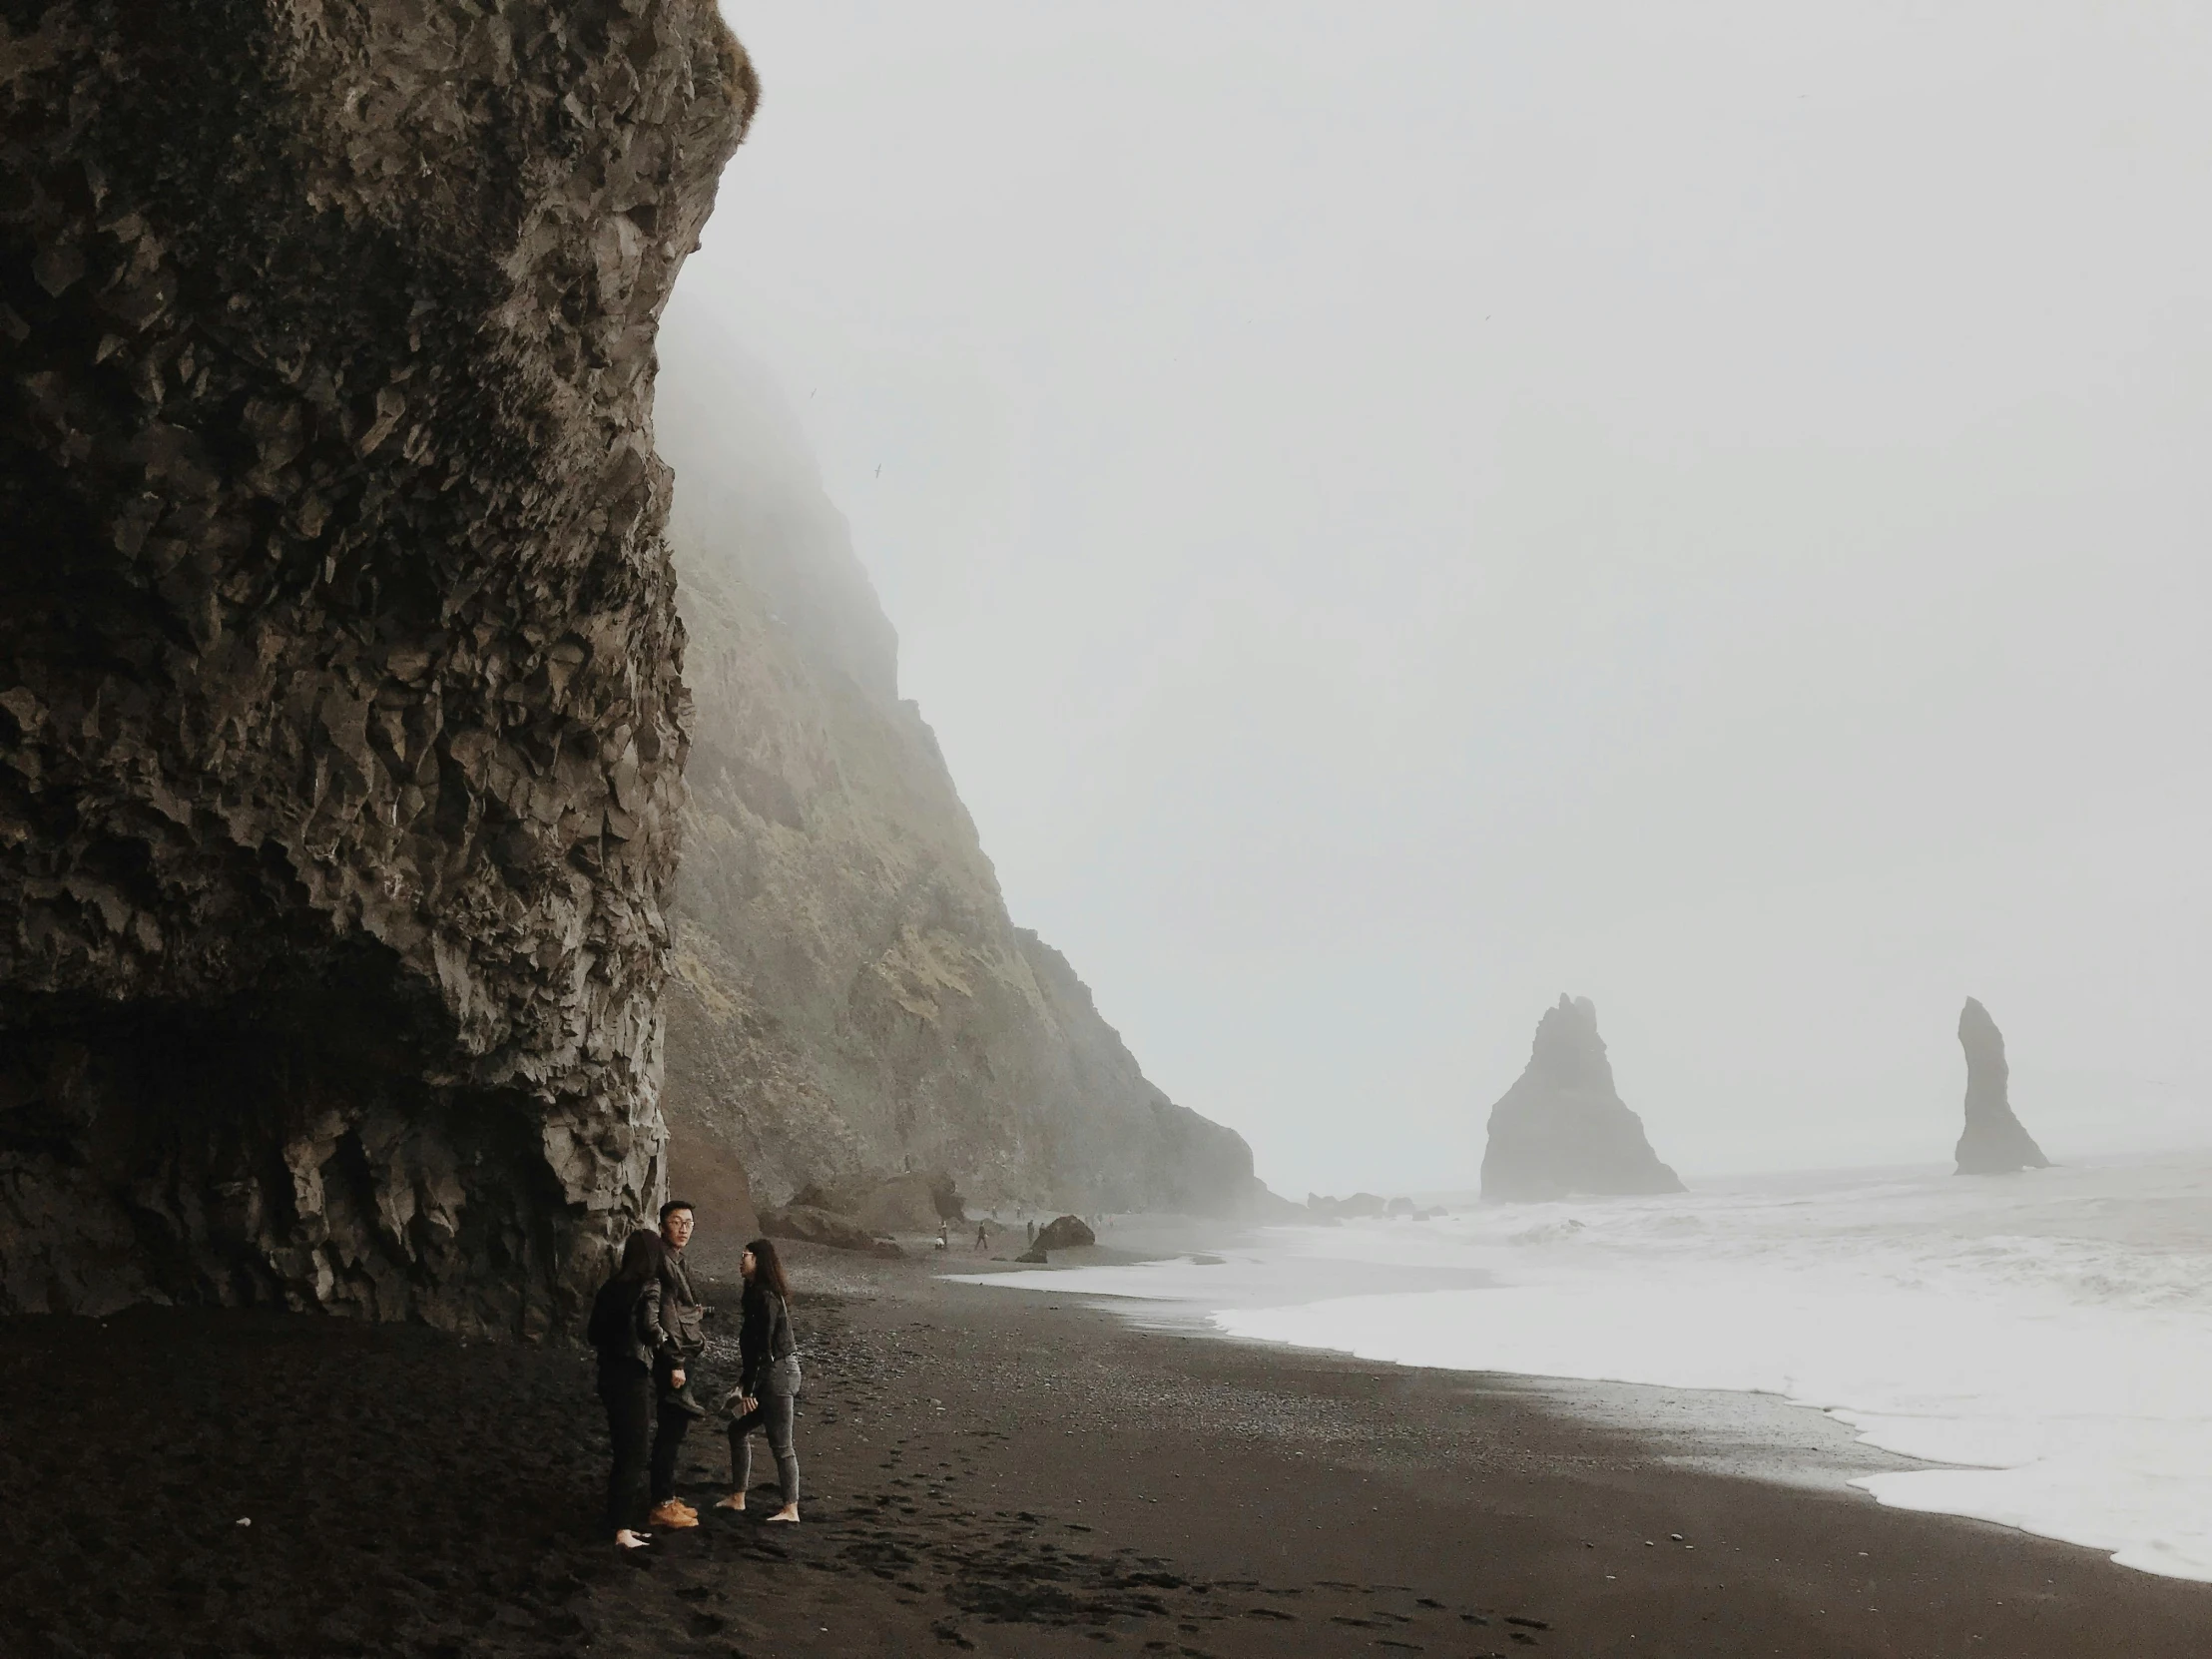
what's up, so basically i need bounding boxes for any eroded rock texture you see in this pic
[652,307,1267,1217]
[1480,994,1684,1203]
[1954,996,2049,1176]
[0,1,753,1331]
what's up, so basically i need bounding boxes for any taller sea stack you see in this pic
[1953,997,2050,1175]
[0,2,753,1331]
[1480,995,1684,1203]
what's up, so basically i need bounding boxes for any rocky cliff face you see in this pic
[1954,996,2049,1175]
[652,309,1264,1216]
[1480,995,1684,1203]
[0,1,752,1331]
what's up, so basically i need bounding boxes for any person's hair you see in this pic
[660,1199,696,1225]
[614,1228,666,1286]
[742,1237,792,1302]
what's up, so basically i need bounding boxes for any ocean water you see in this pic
[956,1154,2212,1581]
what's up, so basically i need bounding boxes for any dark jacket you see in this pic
[737,1283,798,1396]
[588,1276,666,1373]
[656,1248,707,1363]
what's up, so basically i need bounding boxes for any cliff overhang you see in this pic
[0,0,754,1333]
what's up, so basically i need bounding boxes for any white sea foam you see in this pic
[956,1155,2212,1580]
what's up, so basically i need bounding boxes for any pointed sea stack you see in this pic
[1953,998,2050,1175]
[1480,996,1684,1202]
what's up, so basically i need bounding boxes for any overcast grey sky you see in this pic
[681,2,2212,1198]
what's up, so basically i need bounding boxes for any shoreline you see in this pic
[967,1182,2212,1588]
[952,1233,1937,1493]
[3,1238,2208,1657]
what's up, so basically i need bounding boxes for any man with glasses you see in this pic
[645,1200,709,1529]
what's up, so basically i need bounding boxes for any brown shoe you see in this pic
[647,1500,699,1530]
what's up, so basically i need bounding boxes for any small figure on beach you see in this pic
[935,1223,949,1251]
[647,1200,708,1532]
[587,1229,677,1548]
[716,1237,803,1523]
[974,1222,989,1252]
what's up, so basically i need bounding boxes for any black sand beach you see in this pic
[3,1242,2207,1659]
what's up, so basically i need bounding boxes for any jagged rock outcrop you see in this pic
[0,2,753,1331]
[1032,1214,1096,1252]
[1954,997,2050,1175]
[1016,1212,1095,1261]
[649,306,1271,1217]
[1480,995,1684,1203]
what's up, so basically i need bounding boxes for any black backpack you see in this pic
[587,1279,640,1353]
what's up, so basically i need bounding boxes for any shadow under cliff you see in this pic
[1,949,577,1332]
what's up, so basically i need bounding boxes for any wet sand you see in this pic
[2,1238,2208,1657]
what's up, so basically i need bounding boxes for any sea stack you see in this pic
[1953,998,2050,1175]
[1480,996,1684,1202]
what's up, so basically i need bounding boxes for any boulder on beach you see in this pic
[1480,995,1685,1203]
[1015,1213,1098,1262]
[759,1204,903,1258]
[1033,1215,1096,1252]
[1954,998,2051,1176]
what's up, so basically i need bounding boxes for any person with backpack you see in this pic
[714,1237,803,1522]
[587,1229,675,1548]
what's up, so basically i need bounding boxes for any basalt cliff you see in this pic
[1480,994,1684,1202]
[0,1,753,1331]
[651,306,1266,1220]
[1953,996,2049,1175]
[2,2,1266,1331]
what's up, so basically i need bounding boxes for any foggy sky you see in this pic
[677,2,2212,1198]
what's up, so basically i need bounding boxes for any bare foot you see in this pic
[615,1529,650,1549]
[766,1505,801,1524]
[713,1492,746,1511]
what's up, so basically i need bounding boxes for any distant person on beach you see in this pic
[935,1223,948,1251]
[1026,1220,1036,1244]
[647,1200,708,1532]
[587,1229,673,1549]
[975,1222,989,1251]
[716,1237,802,1523]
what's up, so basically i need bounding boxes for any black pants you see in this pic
[649,1362,695,1503]
[597,1361,653,1534]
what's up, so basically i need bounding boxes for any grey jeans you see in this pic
[728,1358,801,1505]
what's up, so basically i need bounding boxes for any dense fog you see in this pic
[674,3,2212,1196]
